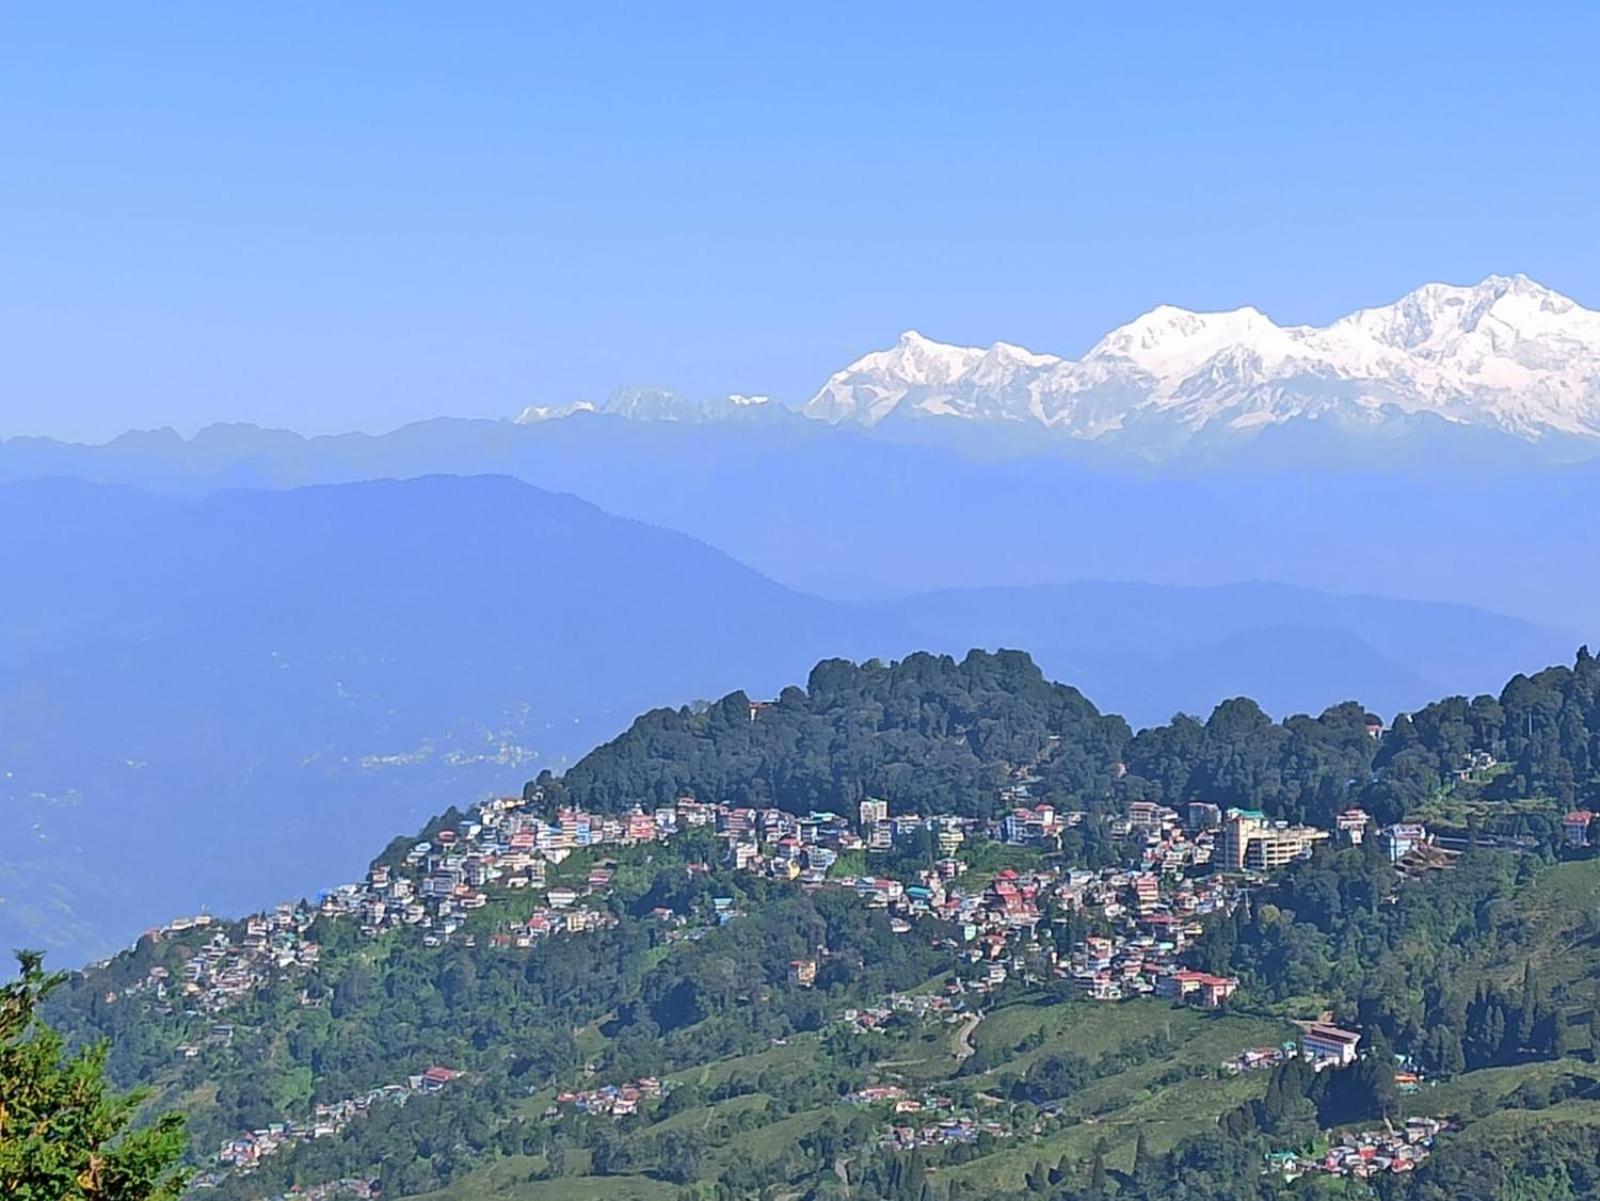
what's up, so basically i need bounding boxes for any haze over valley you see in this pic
[0,456,1582,962]
[11,12,1600,1200]
[7,276,1600,960]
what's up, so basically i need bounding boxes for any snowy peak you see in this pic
[516,387,773,425]
[799,276,1600,449]
[1331,274,1582,353]
[1083,304,1300,382]
[852,330,986,384]
[806,331,1061,425]
[510,276,1600,457]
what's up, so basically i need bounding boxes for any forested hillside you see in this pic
[550,650,1130,818]
[11,478,1561,966]
[554,648,1600,837]
[28,645,1600,1201]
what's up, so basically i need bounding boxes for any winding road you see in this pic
[952,1011,983,1061]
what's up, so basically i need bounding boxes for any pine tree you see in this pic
[1464,982,1504,1068]
[1516,961,1540,1051]
[902,1152,927,1201]
[1132,1128,1153,1183]
[1,951,190,1201]
[1090,1139,1109,1193]
[1026,1159,1048,1193]
[1486,998,1509,1063]
[1434,1024,1466,1077]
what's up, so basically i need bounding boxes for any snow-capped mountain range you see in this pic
[515,387,776,424]
[517,275,1600,457]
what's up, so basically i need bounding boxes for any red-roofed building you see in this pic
[421,1066,460,1092]
[1564,810,1594,848]
[1157,969,1238,1008]
[1302,1024,1362,1068]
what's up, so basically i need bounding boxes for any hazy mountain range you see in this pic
[6,413,1600,632]
[517,274,1600,459]
[0,475,904,963]
[0,474,1575,964]
[6,272,1600,961]
[880,582,1571,724]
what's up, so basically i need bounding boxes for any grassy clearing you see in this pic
[931,999,1289,1193]
[1484,858,1600,992]
[875,1024,965,1080]
[705,1101,854,1171]
[645,1090,770,1136]
[1517,857,1600,922]
[665,1032,819,1090]
[418,1158,678,1201]
[1404,1056,1599,1119]
[973,996,1172,1058]
[943,1069,1265,1192]
[438,997,1292,1200]
[971,996,1290,1081]
[1449,1096,1600,1141]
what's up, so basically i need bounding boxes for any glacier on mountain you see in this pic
[517,275,1600,455]
[806,275,1600,447]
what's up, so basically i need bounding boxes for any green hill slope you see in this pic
[30,648,1600,1201]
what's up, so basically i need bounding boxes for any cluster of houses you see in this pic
[201,1068,460,1184]
[1223,1042,1301,1074]
[300,792,1247,1014]
[845,1085,1012,1151]
[109,904,321,1018]
[207,1180,380,1201]
[1223,1024,1384,1077]
[706,795,1254,1008]
[113,786,1412,1029]
[1050,864,1239,1003]
[550,1076,669,1119]
[118,773,1462,1191]
[784,859,1245,1007]
[914,800,1424,1008]
[840,989,968,1034]
[312,797,667,945]
[1270,1116,1448,1180]
[879,1113,1010,1151]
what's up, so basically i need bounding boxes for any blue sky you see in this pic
[3,3,1598,440]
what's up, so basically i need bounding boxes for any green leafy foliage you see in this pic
[549,647,1600,836]
[35,646,1600,1201]
[549,650,1131,817]
[1,951,188,1201]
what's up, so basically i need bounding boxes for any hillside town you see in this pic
[845,1086,1014,1152]
[1268,1116,1451,1181]
[84,769,1482,1201]
[196,1068,462,1189]
[550,1076,669,1119]
[115,777,1436,1032]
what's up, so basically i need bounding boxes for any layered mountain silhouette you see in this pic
[0,475,1573,962]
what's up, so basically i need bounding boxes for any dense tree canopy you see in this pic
[550,650,1131,818]
[548,648,1600,830]
[33,646,1600,1201]
[1,952,188,1201]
